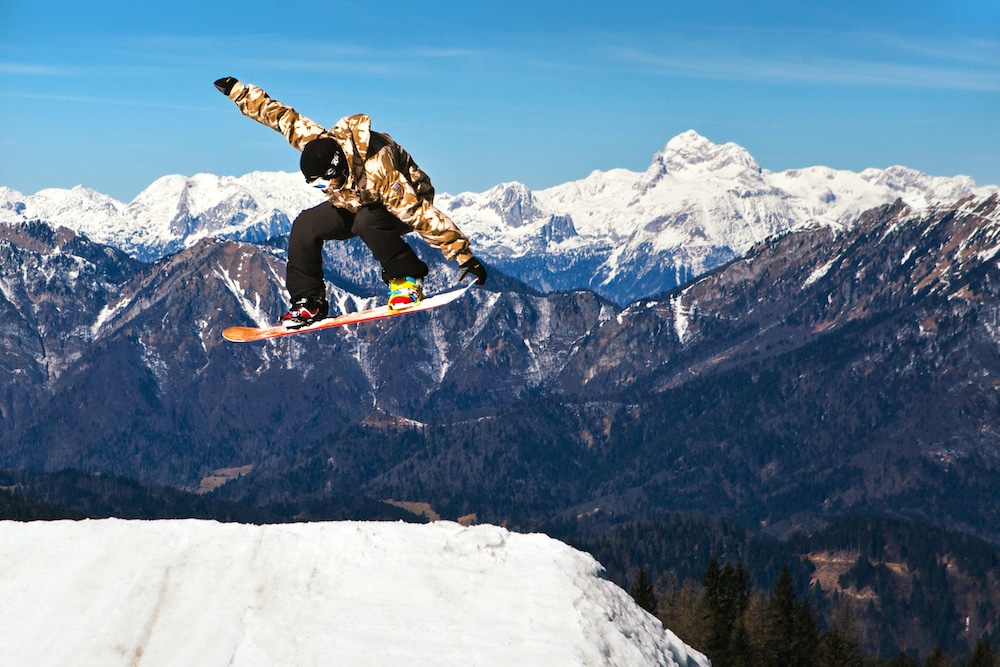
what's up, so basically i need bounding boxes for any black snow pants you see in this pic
[286,201,429,302]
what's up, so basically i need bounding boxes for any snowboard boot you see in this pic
[387,276,424,312]
[280,296,329,329]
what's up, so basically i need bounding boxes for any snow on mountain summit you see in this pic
[0,172,325,262]
[116,172,328,260]
[657,129,763,182]
[0,519,708,667]
[1,131,995,303]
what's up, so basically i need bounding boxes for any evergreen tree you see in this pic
[701,556,753,667]
[763,565,797,666]
[701,557,728,661]
[885,651,919,667]
[790,595,820,665]
[819,626,864,667]
[762,564,819,666]
[819,599,865,667]
[923,646,953,667]
[630,568,658,616]
[967,638,995,667]
[728,622,756,667]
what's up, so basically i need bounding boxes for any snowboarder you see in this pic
[213,77,487,329]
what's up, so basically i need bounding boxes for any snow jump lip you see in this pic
[0,519,709,667]
[222,281,477,343]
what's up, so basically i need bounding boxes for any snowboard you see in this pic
[222,281,476,343]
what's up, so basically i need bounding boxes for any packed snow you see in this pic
[0,519,709,667]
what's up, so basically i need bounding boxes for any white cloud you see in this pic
[605,28,1000,93]
[0,63,67,76]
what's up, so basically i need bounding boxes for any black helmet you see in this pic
[300,137,347,183]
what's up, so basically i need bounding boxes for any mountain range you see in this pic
[2,130,994,304]
[3,133,1000,658]
[2,131,999,528]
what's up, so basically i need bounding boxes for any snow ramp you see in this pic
[0,519,709,667]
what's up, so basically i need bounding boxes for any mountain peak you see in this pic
[631,131,764,196]
[483,181,543,228]
[665,129,713,152]
[656,130,762,181]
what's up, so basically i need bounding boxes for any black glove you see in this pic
[459,257,487,285]
[214,77,238,96]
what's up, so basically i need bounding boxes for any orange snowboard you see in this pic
[223,282,475,343]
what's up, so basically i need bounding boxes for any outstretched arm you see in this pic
[214,77,325,151]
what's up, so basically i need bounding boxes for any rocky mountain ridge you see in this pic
[1,193,998,545]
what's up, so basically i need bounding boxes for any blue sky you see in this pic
[1,1,998,202]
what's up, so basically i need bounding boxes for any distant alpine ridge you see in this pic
[1,130,995,304]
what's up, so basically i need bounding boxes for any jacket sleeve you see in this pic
[395,194,476,265]
[225,82,325,151]
[369,150,475,264]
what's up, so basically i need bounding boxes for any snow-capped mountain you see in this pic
[0,173,325,262]
[438,131,997,303]
[1,131,996,303]
[0,519,709,667]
